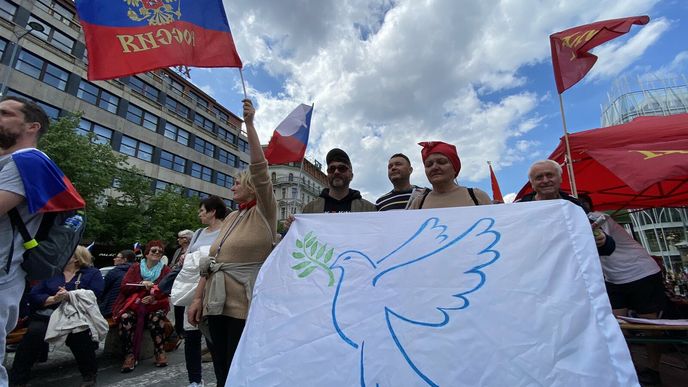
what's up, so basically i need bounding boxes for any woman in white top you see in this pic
[173,196,228,387]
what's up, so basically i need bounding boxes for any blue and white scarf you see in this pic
[140,259,163,282]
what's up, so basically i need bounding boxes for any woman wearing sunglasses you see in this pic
[111,240,171,373]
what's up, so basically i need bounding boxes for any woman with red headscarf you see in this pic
[408,141,491,209]
[112,240,171,373]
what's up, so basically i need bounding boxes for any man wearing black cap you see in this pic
[302,148,376,213]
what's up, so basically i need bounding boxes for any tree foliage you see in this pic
[39,114,202,250]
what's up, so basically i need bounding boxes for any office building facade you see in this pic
[0,0,249,207]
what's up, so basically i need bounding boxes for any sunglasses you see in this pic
[327,165,350,174]
[149,248,163,254]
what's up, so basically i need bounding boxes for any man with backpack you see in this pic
[0,96,84,384]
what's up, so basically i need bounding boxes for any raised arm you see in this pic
[243,99,266,165]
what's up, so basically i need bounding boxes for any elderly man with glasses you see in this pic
[302,148,376,213]
[169,229,194,268]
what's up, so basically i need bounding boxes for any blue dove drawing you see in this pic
[329,216,500,386]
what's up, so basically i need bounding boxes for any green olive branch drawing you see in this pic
[290,231,335,286]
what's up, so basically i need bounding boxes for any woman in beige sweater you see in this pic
[187,99,277,386]
[408,141,491,209]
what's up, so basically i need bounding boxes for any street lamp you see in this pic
[0,21,45,97]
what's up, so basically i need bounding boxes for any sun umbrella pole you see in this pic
[558,93,578,197]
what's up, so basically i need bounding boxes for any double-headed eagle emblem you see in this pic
[125,0,181,26]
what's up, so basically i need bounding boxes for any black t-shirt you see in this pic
[321,189,363,213]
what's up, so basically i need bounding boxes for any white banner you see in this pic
[229,200,638,386]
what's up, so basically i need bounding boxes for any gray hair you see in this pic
[528,160,562,181]
[178,229,194,239]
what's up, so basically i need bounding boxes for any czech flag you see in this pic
[265,104,313,165]
[75,0,243,80]
[12,149,85,214]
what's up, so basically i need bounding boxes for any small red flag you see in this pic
[488,162,504,203]
[550,16,649,94]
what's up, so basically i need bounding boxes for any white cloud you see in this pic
[216,0,661,199]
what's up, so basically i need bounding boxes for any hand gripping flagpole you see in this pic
[557,93,578,197]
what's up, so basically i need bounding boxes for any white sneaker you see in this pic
[188,381,204,387]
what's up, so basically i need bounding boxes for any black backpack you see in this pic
[7,209,86,281]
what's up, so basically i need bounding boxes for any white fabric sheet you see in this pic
[228,200,638,387]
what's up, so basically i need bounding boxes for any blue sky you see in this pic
[188,0,688,202]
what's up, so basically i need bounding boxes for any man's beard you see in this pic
[0,130,19,149]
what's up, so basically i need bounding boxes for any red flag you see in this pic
[550,16,649,93]
[488,162,504,203]
[75,0,242,80]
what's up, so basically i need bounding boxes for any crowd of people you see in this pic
[0,95,673,386]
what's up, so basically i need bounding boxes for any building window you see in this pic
[280,207,286,220]
[216,172,234,188]
[35,0,76,28]
[191,163,212,182]
[14,50,68,91]
[160,150,186,173]
[77,80,119,113]
[0,0,16,21]
[77,119,113,145]
[194,113,214,133]
[6,90,60,119]
[238,139,248,153]
[217,127,236,144]
[165,96,189,119]
[271,172,276,182]
[126,104,158,131]
[167,77,185,96]
[292,187,298,198]
[288,173,294,182]
[28,16,75,54]
[239,160,248,170]
[129,76,159,101]
[194,137,215,157]
[163,122,189,146]
[119,135,153,161]
[217,149,237,167]
[281,188,287,198]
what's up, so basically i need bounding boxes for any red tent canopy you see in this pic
[516,114,688,210]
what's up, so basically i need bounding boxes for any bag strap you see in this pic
[8,208,33,246]
[6,208,37,274]
[418,189,431,209]
[74,272,82,289]
[215,210,247,256]
[467,187,479,205]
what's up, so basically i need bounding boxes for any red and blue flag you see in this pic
[75,0,243,80]
[12,149,85,214]
[265,104,313,165]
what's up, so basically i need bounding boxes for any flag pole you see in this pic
[239,67,248,100]
[558,93,578,197]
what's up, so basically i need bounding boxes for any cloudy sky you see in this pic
[189,0,687,202]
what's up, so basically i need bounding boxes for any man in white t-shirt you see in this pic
[579,194,666,385]
[0,96,50,384]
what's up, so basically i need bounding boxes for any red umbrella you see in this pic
[516,113,688,210]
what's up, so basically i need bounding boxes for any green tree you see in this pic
[39,114,202,250]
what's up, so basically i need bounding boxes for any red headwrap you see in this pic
[418,141,461,177]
